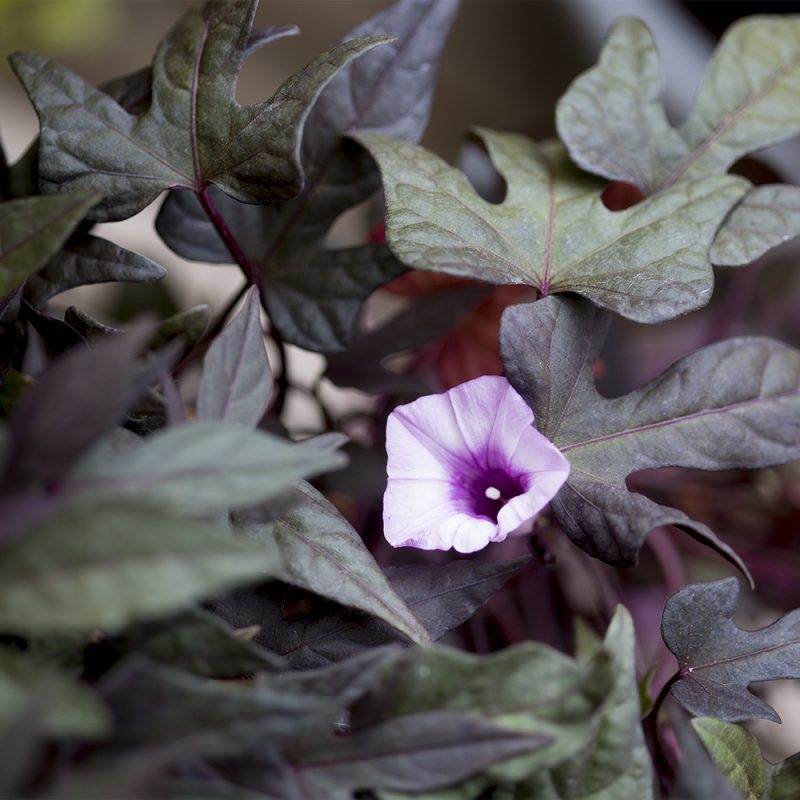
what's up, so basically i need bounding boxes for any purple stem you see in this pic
[197,185,264,297]
[195,185,290,414]
[644,671,680,796]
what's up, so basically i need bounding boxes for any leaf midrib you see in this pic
[686,636,800,675]
[559,388,798,454]
[664,49,800,188]
[276,513,428,643]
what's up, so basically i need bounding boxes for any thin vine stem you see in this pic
[174,282,248,375]
[644,671,681,796]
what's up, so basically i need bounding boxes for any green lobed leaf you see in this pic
[197,285,271,427]
[62,422,348,514]
[156,0,458,351]
[711,185,800,266]
[557,16,800,191]
[663,578,800,722]
[0,500,280,634]
[235,481,430,645]
[557,16,800,266]
[678,16,800,185]
[26,233,166,307]
[0,192,99,297]
[499,294,800,572]
[10,1,388,221]
[357,130,747,323]
[555,18,685,194]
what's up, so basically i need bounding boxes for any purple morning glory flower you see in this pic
[383,375,570,553]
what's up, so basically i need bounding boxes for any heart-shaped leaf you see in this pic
[197,285,271,427]
[358,130,747,323]
[557,16,800,192]
[234,482,430,645]
[692,716,800,800]
[663,578,800,722]
[0,192,99,296]
[10,0,387,221]
[501,294,800,573]
[156,0,459,351]
[0,500,280,634]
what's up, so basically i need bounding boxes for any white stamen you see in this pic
[484,486,501,501]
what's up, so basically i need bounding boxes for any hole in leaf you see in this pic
[459,134,507,205]
[601,180,646,211]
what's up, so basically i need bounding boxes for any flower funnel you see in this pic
[384,375,570,553]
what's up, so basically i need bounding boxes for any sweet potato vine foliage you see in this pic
[5,1,800,797]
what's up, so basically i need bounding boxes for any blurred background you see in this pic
[3,0,800,759]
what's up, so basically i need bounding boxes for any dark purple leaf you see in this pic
[10,2,386,220]
[156,0,458,352]
[663,578,800,722]
[500,294,800,578]
[197,286,271,428]
[221,557,526,669]
[2,327,155,488]
[290,711,549,797]
[26,233,166,307]
[324,282,490,393]
[21,301,84,357]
